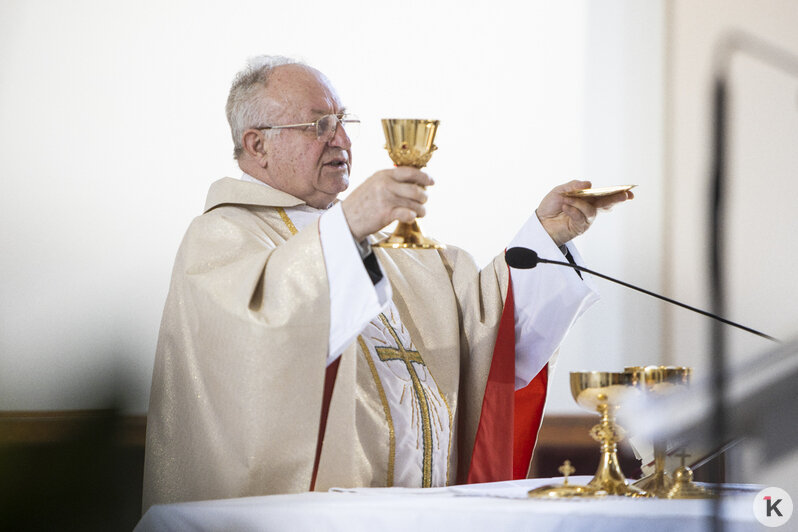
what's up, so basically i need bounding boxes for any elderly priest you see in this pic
[142,55,633,511]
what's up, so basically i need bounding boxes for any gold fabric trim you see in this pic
[375,313,434,488]
[428,370,454,485]
[358,336,395,486]
[275,207,299,235]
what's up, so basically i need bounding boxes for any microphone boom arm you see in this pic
[536,256,778,343]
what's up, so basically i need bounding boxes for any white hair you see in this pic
[225,55,305,160]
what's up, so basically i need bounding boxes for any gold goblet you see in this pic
[626,365,714,499]
[625,366,691,498]
[571,371,650,497]
[373,118,442,249]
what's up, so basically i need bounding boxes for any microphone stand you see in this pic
[533,256,777,342]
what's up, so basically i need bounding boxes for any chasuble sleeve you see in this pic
[508,215,600,389]
[318,203,392,360]
[143,205,335,510]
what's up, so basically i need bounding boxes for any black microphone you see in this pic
[505,247,544,269]
[505,246,778,343]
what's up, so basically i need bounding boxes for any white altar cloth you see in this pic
[135,477,766,531]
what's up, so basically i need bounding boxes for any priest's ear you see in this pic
[241,129,269,167]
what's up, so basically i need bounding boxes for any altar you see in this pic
[134,477,764,531]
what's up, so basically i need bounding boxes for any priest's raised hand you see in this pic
[341,166,433,242]
[536,179,634,247]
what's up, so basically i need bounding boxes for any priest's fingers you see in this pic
[589,190,634,211]
[391,196,426,220]
[537,182,594,246]
[562,196,598,224]
[559,179,592,194]
[342,168,432,241]
[392,207,420,224]
[391,166,435,187]
[388,181,428,206]
[536,179,590,219]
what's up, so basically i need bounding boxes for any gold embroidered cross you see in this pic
[374,313,434,487]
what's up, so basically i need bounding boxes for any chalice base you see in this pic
[528,483,606,499]
[373,220,443,249]
[633,470,674,498]
[588,449,651,498]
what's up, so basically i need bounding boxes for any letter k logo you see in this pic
[754,487,792,526]
[765,496,784,517]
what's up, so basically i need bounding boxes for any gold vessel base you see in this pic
[374,240,443,249]
[373,221,444,250]
[664,467,716,499]
[528,484,607,499]
[589,479,651,498]
[528,461,607,499]
[633,470,674,498]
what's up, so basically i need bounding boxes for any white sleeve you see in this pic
[319,203,392,365]
[509,215,600,389]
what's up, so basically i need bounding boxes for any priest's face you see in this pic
[259,65,352,209]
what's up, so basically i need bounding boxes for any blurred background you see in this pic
[1,0,796,528]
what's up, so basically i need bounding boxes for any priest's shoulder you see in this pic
[203,177,303,213]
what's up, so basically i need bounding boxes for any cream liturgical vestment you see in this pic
[143,177,597,511]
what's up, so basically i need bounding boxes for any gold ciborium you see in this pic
[624,366,713,498]
[571,371,650,497]
[373,118,442,249]
[625,366,692,498]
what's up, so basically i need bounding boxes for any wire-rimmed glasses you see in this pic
[255,113,360,142]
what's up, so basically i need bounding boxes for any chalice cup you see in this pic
[570,371,650,497]
[373,118,442,249]
[625,366,691,498]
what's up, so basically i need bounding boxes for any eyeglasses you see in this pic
[255,113,360,142]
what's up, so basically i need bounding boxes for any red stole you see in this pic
[467,271,549,482]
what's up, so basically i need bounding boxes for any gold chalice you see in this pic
[626,365,714,499]
[571,371,650,497]
[625,366,691,498]
[373,118,442,249]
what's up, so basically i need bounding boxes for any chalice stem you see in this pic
[654,440,666,477]
[393,221,421,239]
[378,219,440,248]
[634,439,673,495]
[588,406,630,493]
